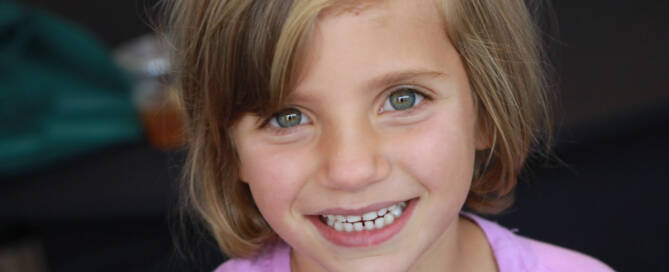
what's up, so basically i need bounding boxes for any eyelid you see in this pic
[257,106,297,128]
[379,85,430,113]
[261,107,312,135]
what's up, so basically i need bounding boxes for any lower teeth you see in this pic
[321,201,407,232]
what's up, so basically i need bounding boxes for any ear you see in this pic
[239,171,249,184]
[475,118,493,151]
[236,158,249,184]
[227,124,249,184]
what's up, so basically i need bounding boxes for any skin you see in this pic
[232,0,496,271]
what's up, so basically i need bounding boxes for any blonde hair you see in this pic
[164,0,552,258]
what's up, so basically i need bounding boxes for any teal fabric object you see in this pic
[0,2,142,176]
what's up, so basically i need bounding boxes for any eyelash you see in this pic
[265,123,302,135]
[379,85,430,114]
[259,110,305,135]
[261,86,431,133]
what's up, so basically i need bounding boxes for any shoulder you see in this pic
[519,237,614,272]
[461,212,614,272]
[213,242,291,272]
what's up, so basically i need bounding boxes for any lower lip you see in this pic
[308,198,418,248]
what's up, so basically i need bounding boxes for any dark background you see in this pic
[2,0,668,271]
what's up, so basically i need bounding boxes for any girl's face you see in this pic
[232,0,485,271]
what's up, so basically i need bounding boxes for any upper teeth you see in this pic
[321,201,407,232]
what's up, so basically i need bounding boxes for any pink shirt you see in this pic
[215,213,613,271]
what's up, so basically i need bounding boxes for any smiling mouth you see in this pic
[320,201,408,232]
[309,198,418,247]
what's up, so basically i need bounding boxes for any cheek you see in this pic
[238,143,311,220]
[390,108,477,193]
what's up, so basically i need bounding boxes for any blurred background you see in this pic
[0,0,667,271]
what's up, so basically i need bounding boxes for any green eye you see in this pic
[384,88,423,111]
[271,108,304,128]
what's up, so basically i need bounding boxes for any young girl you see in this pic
[166,0,613,271]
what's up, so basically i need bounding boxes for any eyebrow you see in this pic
[286,69,447,103]
[366,69,447,90]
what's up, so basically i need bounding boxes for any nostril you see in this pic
[328,158,373,183]
[318,125,390,189]
[322,153,390,190]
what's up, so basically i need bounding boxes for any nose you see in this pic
[317,120,390,191]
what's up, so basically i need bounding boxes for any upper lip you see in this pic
[312,198,413,216]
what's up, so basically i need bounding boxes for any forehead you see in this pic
[287,0,451,102]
